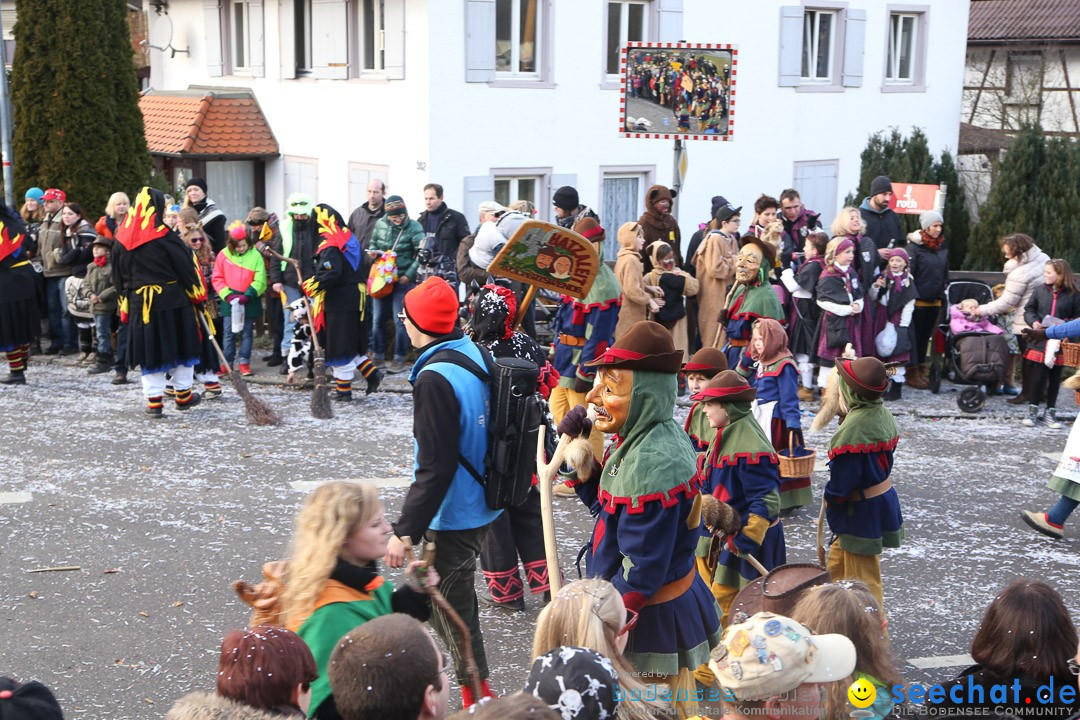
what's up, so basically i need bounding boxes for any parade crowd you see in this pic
[2,175,1080,720]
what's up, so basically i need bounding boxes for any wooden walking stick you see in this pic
[196,309,281,426]
[400,536,483,701]
[257,241,332,419]
[535,407,598,598]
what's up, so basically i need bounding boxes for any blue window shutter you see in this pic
[657,0,683,43]
[465,0,496,83]
[778,5,802,87]
[203,0,224,77]
[463,176,495,231]
[842,9,867,87]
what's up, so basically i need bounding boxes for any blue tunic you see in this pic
[825,445,904,555]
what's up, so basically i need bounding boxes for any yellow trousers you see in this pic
[827,540,884,612]
[655,667,699,720]
[549,385,605,460]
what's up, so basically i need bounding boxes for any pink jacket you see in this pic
[950,305,1003,335]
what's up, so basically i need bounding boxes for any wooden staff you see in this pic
[535,407,597,597]
[712,281,740,349]
[513,285,538,330]
[401,536,482,701]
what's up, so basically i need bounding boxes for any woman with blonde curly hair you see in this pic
[792,581,902,720]
[533,579,669,720]
[281,481,437,720]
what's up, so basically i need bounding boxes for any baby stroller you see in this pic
[928,280,1010,413]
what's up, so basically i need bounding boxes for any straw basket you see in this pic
[1062,341,1080,368]
[777,430,816,479]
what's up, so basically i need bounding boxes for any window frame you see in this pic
[788,1,853,94]
[350,0,386,75]
[801,8,837,84]
[602,0,654,87]
[598,165,656,262]
[490,166,552,221]
[295,0,313,76]
[227,0,251,73]
[490,0,554,88]
[881,5,929,93]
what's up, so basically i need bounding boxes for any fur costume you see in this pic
[637,185,682,265]
[284,298,313,379]
[165,691,304,720]
[614,222,651,340]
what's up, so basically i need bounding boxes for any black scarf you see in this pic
[329,558,379,591]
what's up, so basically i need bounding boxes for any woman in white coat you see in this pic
[973,233,1050,402]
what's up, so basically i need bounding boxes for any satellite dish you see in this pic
[147,12,173,52]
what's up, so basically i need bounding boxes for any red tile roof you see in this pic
[139,91,278,157]
[969,0,1080,42]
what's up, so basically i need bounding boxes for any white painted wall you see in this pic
[146,0,968,235]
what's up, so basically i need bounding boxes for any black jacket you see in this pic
[860,200,905,256]
[908,236,949,303]
[192,199,227,254]
[1025,283,1080,352]
[347,202,385,249]
[269,218,317,288]
[417,203,471,261]
[60,222,96,279]
[933,665,1079,718]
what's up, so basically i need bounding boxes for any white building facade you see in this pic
[146,0,968,258]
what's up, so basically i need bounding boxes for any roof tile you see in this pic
[969,0,1080,42]
[139,91,279,157]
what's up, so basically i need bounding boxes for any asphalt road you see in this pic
[2,359,1079,718]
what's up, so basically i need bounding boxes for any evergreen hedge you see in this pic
[10,0,150,218]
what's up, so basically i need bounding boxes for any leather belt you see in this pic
[848,478,893,502]
[648,568,696,606]
[558,333,586,347]
[729,339,748,347]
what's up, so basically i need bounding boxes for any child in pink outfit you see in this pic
[950,298,1004,334]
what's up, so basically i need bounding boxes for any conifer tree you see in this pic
[11,0,149,216]
[932,151,969,270]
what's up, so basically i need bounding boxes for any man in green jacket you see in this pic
[368,195,424,372]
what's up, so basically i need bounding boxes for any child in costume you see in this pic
[558,321,721,718]
[739,318,810,511]
[237,481,436,720]
[285,297,314,384]
[720,236,784,369]
[780,231,829,401]
[869,248,916,400]
[613,221,661,341]
[644,240,698,361]
[811,356,904,613]
[212,221,267,377]
[690,370,786,621]
[0,204,39,385]
[1021,319,1080,539]
[683,347,728,453]
[301,204,382,401]
[815,237,865,389]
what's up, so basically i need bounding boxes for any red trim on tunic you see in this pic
[756,358,797,377]
[1023,348,1064,366]
[828,436,899,459]
[596,479,700,515]
[711,451,779,468]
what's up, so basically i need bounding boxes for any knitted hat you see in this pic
[710,612,856,701]
[552,186,579,212]
[525,647,620,720]
[42,188,65,203]
[572,217,605,244]
[0,677,64,720]
[690,369,756,404]
[185,177,208,193]
[585,320,683,373]
[683,347,729,376]
[385,195,407,216]
[920,210,943,230]
[710,195,730,217]
[24,187,44,203]
[404,277,459,336]
[884,247,910,265]
[869,175,893,197]
[835,356,889,400]
[741,235,777,269]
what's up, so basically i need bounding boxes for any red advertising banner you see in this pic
[888,183,941,215]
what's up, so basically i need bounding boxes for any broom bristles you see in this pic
[229,369,282,426]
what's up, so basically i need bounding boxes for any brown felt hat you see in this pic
[740,234,777,269]
[727,564,832,624]
[572,217,605,244]
[690,369,756,404]
[835,356,889,399]
[683,347,729,376]
[584,320,682,373]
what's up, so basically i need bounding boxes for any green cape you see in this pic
[583,262,622,306]
[828,382,900,458]
[600,370,698,508]
[728,280,784,319]
[714,401,777,464]
[686,402,716,449]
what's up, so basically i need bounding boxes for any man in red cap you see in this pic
[385,276,500,708]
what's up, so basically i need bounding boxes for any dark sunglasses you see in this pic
[189,237,204,244]
[247,220,265,227]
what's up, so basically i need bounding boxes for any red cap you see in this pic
[42,188,65,202]
[404,277,459,336]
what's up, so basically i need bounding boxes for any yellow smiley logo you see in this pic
[847,678,876,709]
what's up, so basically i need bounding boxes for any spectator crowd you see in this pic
[2,174,1080,720]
